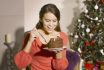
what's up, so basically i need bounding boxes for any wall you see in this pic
[0,0,24,69]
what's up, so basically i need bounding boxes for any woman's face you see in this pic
[42,12,58,34]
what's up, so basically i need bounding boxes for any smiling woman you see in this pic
[14,4,69,70]
[42,12,58,34]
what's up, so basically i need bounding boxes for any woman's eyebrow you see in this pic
[43,18,50,20]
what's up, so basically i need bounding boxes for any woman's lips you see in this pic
[47,26,53,30]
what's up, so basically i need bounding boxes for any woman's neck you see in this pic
[38,29,60,44]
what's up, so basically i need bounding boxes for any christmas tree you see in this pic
[70,0,104,65]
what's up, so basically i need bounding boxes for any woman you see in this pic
[14,4,68,70]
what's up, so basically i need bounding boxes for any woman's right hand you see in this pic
[29,28,39,42]
[23,28,39,53]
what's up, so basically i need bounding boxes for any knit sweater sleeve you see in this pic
[52,32,69,70]
[14,32,42,69]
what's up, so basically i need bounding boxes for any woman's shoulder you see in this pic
[60,32,68,37]
[60,32,68,46]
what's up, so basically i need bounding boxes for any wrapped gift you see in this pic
[84,61,93,70]
[100,62,104,70]
[93,64,99,70]
[96,61,104,70]
[100,64,104,70]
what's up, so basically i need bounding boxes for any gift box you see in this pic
[100,64,104,70]
[96,61,104,70]
[84,61,93,70]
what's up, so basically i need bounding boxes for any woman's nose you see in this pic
[49,21,53,26]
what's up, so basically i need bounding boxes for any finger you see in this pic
[55,36,62,41]
[32,27,39,36]
[55,50,62,53]
[50,38,54,42]
[30,31,36,38]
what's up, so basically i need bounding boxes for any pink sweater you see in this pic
[14,32,68,70]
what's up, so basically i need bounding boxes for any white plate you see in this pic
[43,48,63,51]
[49,48,63,51]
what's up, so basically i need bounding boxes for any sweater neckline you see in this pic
[36,32,62,47]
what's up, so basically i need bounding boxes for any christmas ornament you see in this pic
[81,24,85,28]
[78,19,81,22]
[78,48,81,53]
[91,21,93,23]
[100,49,104,55]
[99,19,102,22]
[90,40,96,46]
[97,23,100,25]
[70,33,73,36]
[84,41,90,46]
[86,28,90,33]
[85,9,88,14]
[89,33,94,38]
[95,17,98,20]
[74,34,79,38]
[94,4,98,10]
[84,62,93,70]
[72,42,74,44]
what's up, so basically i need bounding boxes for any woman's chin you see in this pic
[42,30,53,35]
[47,30,53,34]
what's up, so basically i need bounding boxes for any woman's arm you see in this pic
[52,49,68,70]
[23,28,39,53]
[52,32,69,70]
[14,30,42,69]
[14,32,33,68]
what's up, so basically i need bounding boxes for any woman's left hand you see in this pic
[56,51,63,59]
[43,48,63,58]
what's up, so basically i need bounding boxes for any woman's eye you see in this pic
[53,20,57,22]
[45,19,50,22]
[44,19,57,22]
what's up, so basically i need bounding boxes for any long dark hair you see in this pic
[36,4,61,32]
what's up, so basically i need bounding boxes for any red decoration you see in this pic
[96,61,104,70]
[96,61,104,64]
[85,41,90,46]
[90,40,95,46]
[93,64,99,70]
[84,40,95,47]
[101,0,104,4]
[84,63,93,70]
